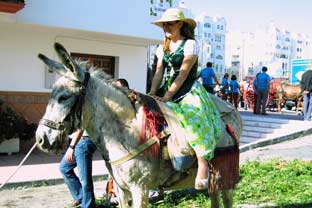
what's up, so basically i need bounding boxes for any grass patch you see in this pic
[96,159,312,207]
[235,159,312,207]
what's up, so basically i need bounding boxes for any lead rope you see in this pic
[0,142,37,189]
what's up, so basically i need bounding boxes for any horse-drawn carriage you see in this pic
[241,77,303,113]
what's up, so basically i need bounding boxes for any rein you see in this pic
[39,72,90,133]
[110,129,170,166]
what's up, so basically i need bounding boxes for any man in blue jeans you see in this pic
[255,66,271,115]
[59,129,97,208]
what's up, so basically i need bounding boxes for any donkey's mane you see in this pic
[85,68,137,126]
[92,69,113,83]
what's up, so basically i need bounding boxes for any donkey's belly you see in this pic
[162,167,197,191]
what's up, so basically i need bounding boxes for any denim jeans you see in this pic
[256,89,269,114]
[304,92,312,121]
[59,137,97,208]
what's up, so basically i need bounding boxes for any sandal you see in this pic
[195,177,209,190]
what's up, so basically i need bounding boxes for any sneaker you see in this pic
[65,200,80,208]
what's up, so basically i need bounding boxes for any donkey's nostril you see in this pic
[38,138,44,145]
[37,134,51,149]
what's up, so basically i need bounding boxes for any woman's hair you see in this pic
[163,21,195,52]
[181,22,195,40]
[231,75,237,80]
[223,73,229,78]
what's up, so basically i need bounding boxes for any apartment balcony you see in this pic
[0,0,25,13]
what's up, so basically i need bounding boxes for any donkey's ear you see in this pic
[54,42,85,82]
[38,53,68,77]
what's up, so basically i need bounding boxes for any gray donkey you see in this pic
[36,42,242,208]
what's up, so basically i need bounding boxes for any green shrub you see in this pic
[0,100,37,143]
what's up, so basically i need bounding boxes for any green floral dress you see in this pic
[158,40,221,160]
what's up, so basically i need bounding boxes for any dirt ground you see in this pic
[1,134,312,208]
[0,180,107,208]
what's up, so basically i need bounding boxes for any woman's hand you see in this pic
[150,95,170,102]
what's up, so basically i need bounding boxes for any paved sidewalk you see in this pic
[0,149,109,189]
[0,110,311,190]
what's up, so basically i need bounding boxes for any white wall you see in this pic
[17,0,163,41]
[0,23,148,93]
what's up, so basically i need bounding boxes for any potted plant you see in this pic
[0,0,25,13]
[0,99,37,154]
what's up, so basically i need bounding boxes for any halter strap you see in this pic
[39,71,90,132]
[39,118,65,130]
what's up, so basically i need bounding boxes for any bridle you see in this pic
[39,72,90,136]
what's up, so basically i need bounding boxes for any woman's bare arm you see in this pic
[162,55,197,101]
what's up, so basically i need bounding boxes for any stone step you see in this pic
[241,115,289,124]
[241,131,266,138]
[242,120,282,128]
[243,126,274,133]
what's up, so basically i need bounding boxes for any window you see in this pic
[280,54,287,59]
[215,35,222,42]
[71,53,115,77]
[216,55,223,59]
[204,23,211,28]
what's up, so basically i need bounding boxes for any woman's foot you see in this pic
[195,176,209,190]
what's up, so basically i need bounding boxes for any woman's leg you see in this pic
[233,93,239,108]
[195,154,209,190]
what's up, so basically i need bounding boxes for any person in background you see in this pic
[114,78,130,89]
[59,129,97,208]
[149,8,221,190]
[300,67,312,121]
[199,62,220,94]
[221,73,229,101]
[252,72,261,114]
[229,74,240,108]
[255,66,271,115]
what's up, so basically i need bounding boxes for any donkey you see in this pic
[276,82,303,112]
[36,42,242,208]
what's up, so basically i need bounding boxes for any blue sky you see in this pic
[182,0,312,35]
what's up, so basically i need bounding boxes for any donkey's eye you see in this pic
[58,95,70,102]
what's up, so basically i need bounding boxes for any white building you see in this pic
[195,12,226,79]
[0,0,179,126]
[226,21,312,80]
[291,33,312,60]
[226,30,259,80]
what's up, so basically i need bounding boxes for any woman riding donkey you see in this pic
[149,8,221,190]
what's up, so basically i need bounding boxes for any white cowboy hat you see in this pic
[152,8,196,29]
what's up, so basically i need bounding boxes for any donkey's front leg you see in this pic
[130,185,149,208]
[116,186,132,208]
